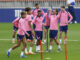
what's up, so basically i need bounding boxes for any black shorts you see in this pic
[35,31,43,40]
[13,26,18,31]
[49,30,58,39]
[60,25,68,32]
[25,31,33,40]
[17,34,24,41]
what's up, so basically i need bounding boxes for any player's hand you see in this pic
[27,33,30,37]
[65,22,68,24]
[43,23,46,26]
[37,37,40,40]
[68,21,70,24]
[32,34,35,39]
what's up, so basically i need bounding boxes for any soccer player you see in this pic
[49,9,62,52]
[7,11,29,58]
[44,8,51,44]
[32,10,47,52]
[32,3,44,17]
[12,17,21,43]
[59,6,73,44]
[24,7,34,54]
[32,3,44,44]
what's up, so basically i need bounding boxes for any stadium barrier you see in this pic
[0,8,80,23]
[0,0,80,8]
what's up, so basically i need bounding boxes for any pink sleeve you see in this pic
[42,13,47,20]
[44,16,47,26]
[49,16,51,25]
[57,12,61,19]
[41,10,45,15]
[32,16,36,24]
[44,14,51,26]
[57,14,60,20]
[48,15,51,26]
[68,12,73,23]
[12,18,19,24]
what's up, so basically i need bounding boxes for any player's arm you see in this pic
[42,13,47,20]
[12,18,19,24]
[43,11,51,26]
[41,9,45,15]
[43,14,51,26]
[68,12,73,23]
[31,10,34,15]
[28,21,32,29]
[28,20,34,36]
[43,16,47,26]
[31,16,36,24]
[57,12,61,19]
[28,15,33,30]
[48,16,51,26]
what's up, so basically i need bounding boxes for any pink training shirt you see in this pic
[33,13,47,31]
[32,8,44,17]
[49,14,59,30]
[17,18,28,35]
[25,14,32,31]
[12,17,20,27]
[59,11,73,26]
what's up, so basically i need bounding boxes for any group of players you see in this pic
[7,3,73,58]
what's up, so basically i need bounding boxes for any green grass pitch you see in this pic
[0,23,80,60]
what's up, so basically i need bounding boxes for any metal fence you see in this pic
[0,0,80,8]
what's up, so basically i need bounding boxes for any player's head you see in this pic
[47,8,51,13]
[21,11,27,18]
[37,10,41,17]
[61,6,65,11]
[25,7,31,15]
[53,9,58,15]
[35,3,39,9]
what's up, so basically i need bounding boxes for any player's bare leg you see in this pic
[34,32,37,44]
[22,38,26,51]
[20,37,26,57]
[65,32,67,40]
[12,30,16,43]
[44,29,47,44]
[54,38,62,51]
[49,38,53,52]
[29,40,34,54]
[7,40,21,57]
[59,31,62,44]
[25,39,28,54]
[36,39,40,52]
[12,40,21,50]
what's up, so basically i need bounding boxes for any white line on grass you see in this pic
[45,58,52,60]
[0,39,80,42]
[0,39,11,40]
[67,40,80,42]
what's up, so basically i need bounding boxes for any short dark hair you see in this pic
[21,11,26,16]
[38,10,41,12]
[61,6,65,8]
[25,7,31,12]
[35,3,39,6]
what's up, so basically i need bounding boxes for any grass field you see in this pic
[0,23,80,60]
